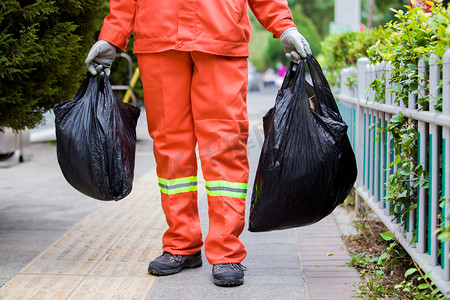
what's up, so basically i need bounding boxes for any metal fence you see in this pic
[335,49,450,294]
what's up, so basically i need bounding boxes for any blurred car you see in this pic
[248,61,263,92]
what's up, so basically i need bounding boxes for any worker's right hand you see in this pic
[280,28,311,71]
[85,40,117,77]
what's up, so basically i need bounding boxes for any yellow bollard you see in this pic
[123,68,140,103]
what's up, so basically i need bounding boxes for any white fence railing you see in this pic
[335,48,450,295]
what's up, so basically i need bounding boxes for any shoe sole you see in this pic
[148,258,202,276]
[213,277,244,287]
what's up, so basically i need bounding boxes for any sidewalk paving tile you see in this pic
[0,171,165,299]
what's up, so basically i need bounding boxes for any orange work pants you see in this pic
[138,51,249,264]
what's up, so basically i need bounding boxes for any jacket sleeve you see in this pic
[98,0,137,51]
[248,0,296,38]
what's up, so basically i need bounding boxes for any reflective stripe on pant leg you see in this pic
[138,51,203,255]
[159,176,198,195]
[205,180,247,199]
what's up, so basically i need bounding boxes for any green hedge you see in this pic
[321,27,392,86]
[322,0,450,245]
[322,3,450,297]
[321,2,450,87]
[0,0,107,130]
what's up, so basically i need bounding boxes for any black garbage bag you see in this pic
[249,55,357,232]
[54,75,140,201]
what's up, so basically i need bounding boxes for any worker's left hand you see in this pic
[280,28,312,67]
[85,40,117,77]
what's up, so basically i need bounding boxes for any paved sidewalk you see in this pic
[0,89,360,299]
[0,137,359,300]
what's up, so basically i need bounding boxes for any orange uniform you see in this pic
[99,0,296,264]
[99,0,295,56]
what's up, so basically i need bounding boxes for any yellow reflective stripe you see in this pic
[158,176,197,186]
[205,180,247,190]
[205,180,247,199]
[160,185,197,195]
[206,189,247,199]
[158,176,197,195]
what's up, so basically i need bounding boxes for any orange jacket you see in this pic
[99,0,296,57]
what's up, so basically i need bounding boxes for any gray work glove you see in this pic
[85,40,117,77]
[280,28,312,70]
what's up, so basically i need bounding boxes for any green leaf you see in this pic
[390,114,401,123]
[404,268,417,277]
[417,283,429,289]
[380,232,394,241]
[378,252,388,264]
[397,190,408,198]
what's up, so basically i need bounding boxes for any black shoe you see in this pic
[148,251,202,276]
[212,263,247,287]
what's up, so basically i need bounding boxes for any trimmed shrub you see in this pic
[0,0,107,130]
[321,27,392,86]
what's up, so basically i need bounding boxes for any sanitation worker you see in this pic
[85,0,311,287]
